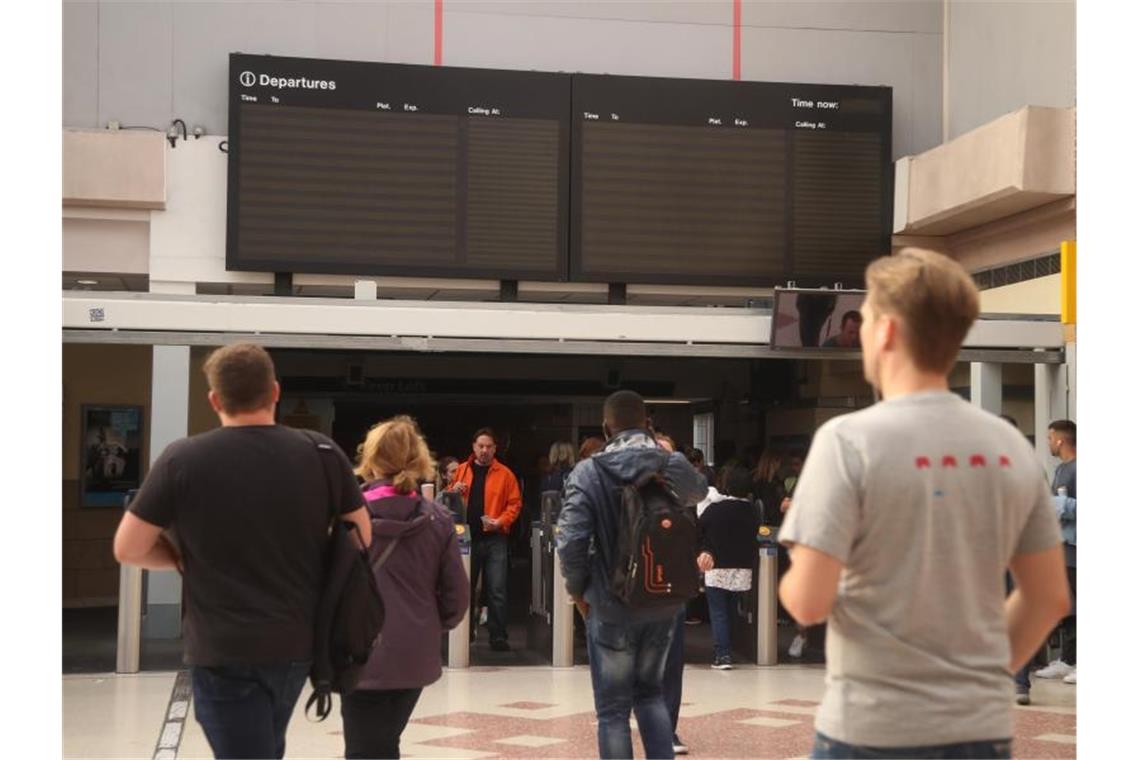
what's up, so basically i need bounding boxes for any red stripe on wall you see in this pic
[732,0,741,80]
[434,0,443,66]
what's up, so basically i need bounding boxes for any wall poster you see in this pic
[81,405,144,508]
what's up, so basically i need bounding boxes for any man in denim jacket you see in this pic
[556,390,706,760]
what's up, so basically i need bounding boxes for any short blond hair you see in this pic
[548,441,576,469]
[355,415,437,493]
[865,248,980,374]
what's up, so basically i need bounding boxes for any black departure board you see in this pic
[571,74,892,287]
[226,54,569,279]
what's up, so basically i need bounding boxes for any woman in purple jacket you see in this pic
[344,415,469,759]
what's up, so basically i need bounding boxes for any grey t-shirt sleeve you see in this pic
[1014,472,1063,556]
[779,422,862,564]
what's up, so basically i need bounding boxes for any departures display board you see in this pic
[570,74,892,287]
[226,54,570,280]
[226,54,891,288]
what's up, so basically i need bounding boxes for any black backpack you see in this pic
[302,432,387,721]
[609,468,701,609]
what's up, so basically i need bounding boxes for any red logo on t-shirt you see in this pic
[969,455,987,467]
[915,457,932,469]
[999,455,1012,468]
[942,455,958,468]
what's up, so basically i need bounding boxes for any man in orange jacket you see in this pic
[447,427,522,651]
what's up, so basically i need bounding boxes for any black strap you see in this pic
[301,430,343,528]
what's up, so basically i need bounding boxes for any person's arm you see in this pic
[1006,544,1071,671]
[497,471,523,530]
[332,444,372,547]
[779,543,844,625]
[437,526,470,629]
[342,506,372,548]
[115,447,181,570]
[663,452,708,507]
[1054,495,1076,522]
[555,464,594,616]
[776,420,861,626]
[114,512,181,571]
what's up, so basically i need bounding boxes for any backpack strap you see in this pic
[367,494,426,572]
[300,429,343,527]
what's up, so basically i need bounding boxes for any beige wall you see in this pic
[62,344,152,606]
[979,274,1061,316]
[63,216,150,275]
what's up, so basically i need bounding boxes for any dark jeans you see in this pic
[663,608,685,733]
[705,586,739,660]
[341,687,423,759]
[191,661,310,759]
[471,534,509,642]
[1062,564,1076,664]
[1005,573,1030,692]
[811,732,1012,759]
[586,613,676,760]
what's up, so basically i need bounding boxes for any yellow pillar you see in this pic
[1060,240,1076,326]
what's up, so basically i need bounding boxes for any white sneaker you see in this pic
[1034,659,1074,679]
[479,606,488,626]
[788,633,805,658]
[1063,670,1076,684]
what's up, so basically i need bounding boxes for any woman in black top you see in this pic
[698,465,762,669]
[752,449,786,526]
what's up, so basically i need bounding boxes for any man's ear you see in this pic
[207,389,224,414]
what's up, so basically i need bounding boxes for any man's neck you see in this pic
[1060,449,1076,464]
[878,363,950,400]
[218,410,276,427]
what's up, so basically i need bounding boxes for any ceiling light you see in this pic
[77,279,99,285]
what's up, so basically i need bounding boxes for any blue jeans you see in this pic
[471,534,509,642]
[1005,573,1030,692]
[662,609,685,732]
[705,586,737,660]
[586,614,676,760]
[812,732,1012,759]
[191,661,310,759]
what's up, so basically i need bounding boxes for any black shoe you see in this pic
[712,655,733,670]
[1016,690,1031,706]
[673,734,689,755]
[490,639,511,652]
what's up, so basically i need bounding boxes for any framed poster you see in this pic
[81,405,144,508]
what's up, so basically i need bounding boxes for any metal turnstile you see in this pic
[116,490,143,673]
[551,545,575,667]
[755,527,780,666]
[527,491,576,666]
[440,491,472,669]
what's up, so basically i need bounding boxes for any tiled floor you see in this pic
[64,665,1077,759]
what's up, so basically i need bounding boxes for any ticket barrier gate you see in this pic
[527,491,576,666]
[726,523,780,666]
[440,490,472,668]
[116,490,142,673]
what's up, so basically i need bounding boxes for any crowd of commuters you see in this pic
[111,250,1078,760]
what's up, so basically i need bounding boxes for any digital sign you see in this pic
[571,74,892,287]
[227,54,570,280]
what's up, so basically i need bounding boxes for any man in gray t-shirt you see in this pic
[778,249,1070,757]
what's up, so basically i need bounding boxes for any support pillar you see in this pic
[969,362,1002,414]
[143,345,190,639]
[1034,361,1068,476]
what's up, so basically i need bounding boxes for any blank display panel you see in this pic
[572,74,892,287]
[227,54,569,279]
[580,123,787,277]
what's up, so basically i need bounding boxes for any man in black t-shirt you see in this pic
[113,344,370,760]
